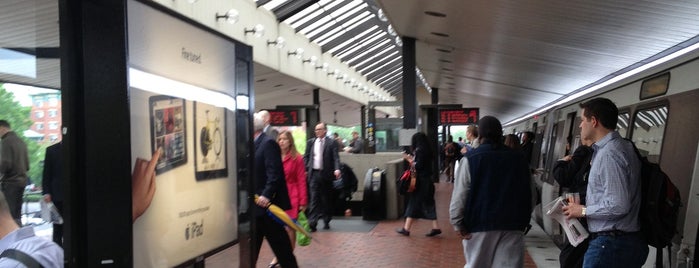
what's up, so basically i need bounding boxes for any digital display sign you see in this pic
[439,108,479,125]
[268,109,301,126]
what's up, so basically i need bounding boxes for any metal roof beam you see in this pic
[274,0,319,22]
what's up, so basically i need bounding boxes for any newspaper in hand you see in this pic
[40,199,64,224]
[544,196,588,247]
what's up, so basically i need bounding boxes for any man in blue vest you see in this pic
[450,116,532,268]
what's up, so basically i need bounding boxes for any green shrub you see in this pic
[23,193,43,203]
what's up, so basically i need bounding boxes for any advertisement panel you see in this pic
[127,1,238,266]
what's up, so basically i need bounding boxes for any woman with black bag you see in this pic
[395,132,442,237]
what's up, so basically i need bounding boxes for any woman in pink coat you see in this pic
[269,130,308,267]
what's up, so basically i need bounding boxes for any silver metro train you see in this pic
[504,48,699,267]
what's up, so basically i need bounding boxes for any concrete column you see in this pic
[402,37,416,129]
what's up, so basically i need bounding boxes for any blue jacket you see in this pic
[461,142,532,233]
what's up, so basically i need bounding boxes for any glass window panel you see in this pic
[631,106,668,164]
[617,112,630,138]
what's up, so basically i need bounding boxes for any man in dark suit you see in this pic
[42,142,64,247]
[252,112,298,268]
[259,110,279,141]
[303,122,341,231]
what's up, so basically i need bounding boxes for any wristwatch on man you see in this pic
[581,207,587,217]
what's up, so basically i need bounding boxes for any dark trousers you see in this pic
[308,170,332,227]
[2,181,25,225]
[560,238,589,268]
[254,215,298,268]
[53,201,63,247]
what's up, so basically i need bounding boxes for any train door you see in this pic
[629,104,671,266]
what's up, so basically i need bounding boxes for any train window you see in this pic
[630,106,668,164]
[640,72,670,100]
[616,112,630,138]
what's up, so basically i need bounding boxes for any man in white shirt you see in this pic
[303,122,341,231]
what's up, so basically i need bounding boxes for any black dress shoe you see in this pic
[310,225,317,232]
[395,228,410,236]
[426,229,442,237]
[323,224,330,230]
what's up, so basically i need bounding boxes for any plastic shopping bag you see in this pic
[296,211,311,246]
[40,199,64,224]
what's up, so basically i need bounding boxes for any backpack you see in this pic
[628,140,681,265]
[445,143,455,157]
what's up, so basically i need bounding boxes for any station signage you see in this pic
[439,108,479,125]
[268,109,301,126]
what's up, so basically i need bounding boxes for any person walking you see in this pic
[553,137,593,268]
[259,110,279,141]
[42,142,64,247]
[396,132,442,237]
[0,120,29,226]
[303,122,341,231]
[443,135,458,182]
[268,130,307,268]
[252,112,298,268]
[449,116,532,268]
[563,98,648,267]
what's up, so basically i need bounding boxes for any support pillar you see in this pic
[402,37,416,129]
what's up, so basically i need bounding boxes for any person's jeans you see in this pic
[583,232,648,268]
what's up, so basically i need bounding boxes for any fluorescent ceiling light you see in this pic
[236,95,249,111]
[506,41,699,126]
[129,68,236,111]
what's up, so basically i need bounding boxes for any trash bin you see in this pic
[362,168,386,221]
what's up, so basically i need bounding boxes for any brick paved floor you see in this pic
[207,177,540,267]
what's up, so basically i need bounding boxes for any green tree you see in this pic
[0,84,46,188]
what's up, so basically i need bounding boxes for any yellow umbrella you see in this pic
[255,195,313,239]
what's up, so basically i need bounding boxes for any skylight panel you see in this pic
[324,26,378,53]
[289,7,326,29]
[299,16,333,35]
[261,0,288,11]
[336,31,383,58]
[346,39,391,64]
[283,3,320,25]
[356,49,398,72]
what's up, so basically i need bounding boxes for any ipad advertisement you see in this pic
[127,1,238,266]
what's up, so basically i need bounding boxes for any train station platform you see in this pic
[208,175,560,267]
